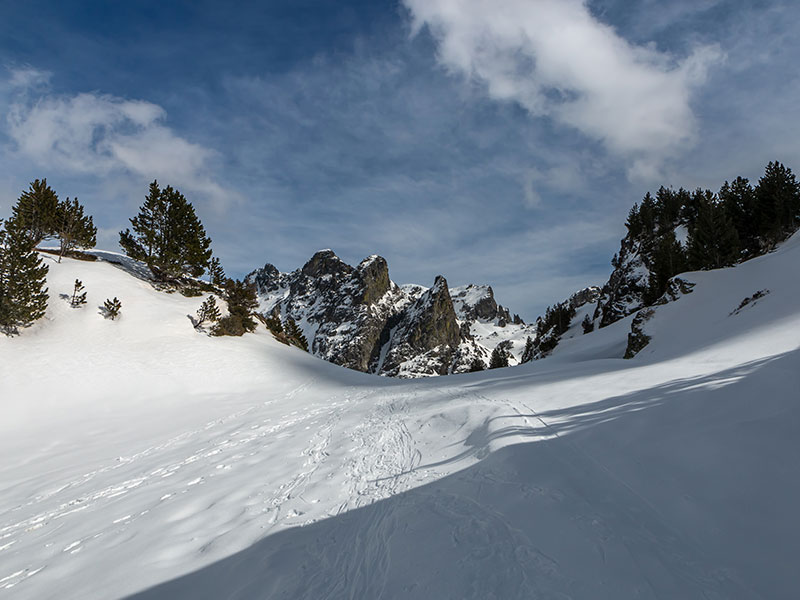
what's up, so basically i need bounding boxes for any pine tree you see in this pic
[520,336,536,363]
[284,317,309,351]
[196,295,221,326]
[213,278,258,336]
[754,161,800,244]
[655,186,682,233]
[265,311,284,335]
[687,195,740,270]
[0,218,49,334]
[208,257,226,287]
[488,346,509,369]
[70,279,87,308]
[581,314,594,334]
[467,357,485,372]
[11,179,60,246]
[119,181,213,279]
[103,297,122,320]
[719,177,758,257]
[644,231,687,304]
[119,181,163,263]
[56,198,96,262]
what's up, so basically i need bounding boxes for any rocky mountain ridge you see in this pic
[248,250,534,378]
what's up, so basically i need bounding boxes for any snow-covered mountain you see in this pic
[248,250,534,377]
[2,231,800,599]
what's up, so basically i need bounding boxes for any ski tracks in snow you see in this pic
[0,378,370,595]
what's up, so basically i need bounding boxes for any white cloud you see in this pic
[403,0,722,179]
[7,67,52,90]
[4,69,230,206]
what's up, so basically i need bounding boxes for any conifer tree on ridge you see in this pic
[0,218,49,334]
[119,181,213,280]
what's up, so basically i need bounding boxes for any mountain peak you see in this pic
[301,249,352,278]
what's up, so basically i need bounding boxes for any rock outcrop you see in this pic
[248,251,534,378]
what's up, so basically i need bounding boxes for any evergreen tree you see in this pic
[119,181,213,279]
[208,256,226,287]
[625,203,642,238]
[213,278,258,336]
[520,336,536,363]
[103,297,122,320]
[681,188,710,230]
[56,197,96,262]
[754,161,800,244]
[719,178,758,256]
[70,279,87,308]
[467,357,485,372]
[196,295,221,326]
[265,311,284,335]
[687,195,740,270]
[0,218,49,334]
[655,186,682,233]
[581,314,594,334]
[488,346,509,369]
[643,231,687,304]
[119,181,163,263]
[284,317,309,351]
[11,179,60,246]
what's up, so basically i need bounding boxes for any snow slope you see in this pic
[1,238,800,599]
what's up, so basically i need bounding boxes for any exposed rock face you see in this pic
[249,251,407,373]
[380,276,461,377]
[594,236,651,327]
[248,251,534,378]
[569,286,602,310]
[451,285,499,321]
[624,308,655,359]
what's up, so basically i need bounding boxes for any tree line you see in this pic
[0,178,265,338]
[624,160,800,305]
[0,179,96,333]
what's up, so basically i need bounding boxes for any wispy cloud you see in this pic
[402,0,722,179]
[4,68,231,207]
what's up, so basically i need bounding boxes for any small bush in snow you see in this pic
[102,297,122,320]
[70,279,87,308]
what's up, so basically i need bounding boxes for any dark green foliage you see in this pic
[179,286,204,297]
[655,186,683,233]
[719,178,758,256]
[103,297,122,320]
[468,357,485,372]
[213,278,258,336]
[520,336,535,363]
[11,179,59,246]
[687,195,740,270]
[754,161,800,244]
[70,279,87,308]
[119,181,213,279]
[284,317,309,351]
[208,257,226,287]
[532,301,576,356]
[0,218,49,334]
[56,198,96,263]
[643,231,687,304]
[196,295,221,326]
[265,312,284,335]
[581,314,594,334]
[488,346,509,369]
[537,303,575,339]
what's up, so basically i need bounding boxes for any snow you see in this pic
[1,236,800,599]
[674,223,689,246]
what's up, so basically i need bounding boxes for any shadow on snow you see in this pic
[127,350,800,600]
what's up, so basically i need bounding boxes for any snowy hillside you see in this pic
[2,237,800,599]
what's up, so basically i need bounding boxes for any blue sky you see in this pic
[1,0,798,318]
